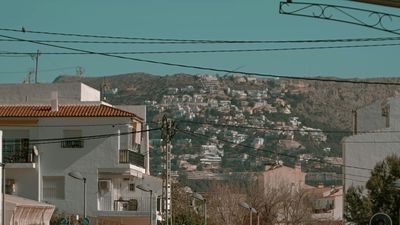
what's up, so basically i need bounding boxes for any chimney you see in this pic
[352,110,357,135]
[51,91,59,112]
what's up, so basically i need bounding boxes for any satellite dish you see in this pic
[370,213,392,225]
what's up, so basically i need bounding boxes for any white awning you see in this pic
[5,194,55,225]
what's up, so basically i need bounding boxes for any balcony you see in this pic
[3,139,35,164]
[119,149,145,168]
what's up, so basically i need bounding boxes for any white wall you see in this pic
[356,100,387,132]
[0,116,142,216]
[334,194,343,220]
[0,83,100,104]
[80,83,101,102]
[343,132,400,190]
[345,97,400,191]
[38,117,134,216]
[5,168,38,201]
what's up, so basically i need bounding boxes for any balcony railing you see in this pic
[3,139,35,164]
[119,149,145,168]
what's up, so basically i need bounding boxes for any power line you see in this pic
[28,127,160,145]
[1,32,400,86]
[2,42,400,55]
[0,66,76,74]
[0,27,396,43]
[2,36,400,44]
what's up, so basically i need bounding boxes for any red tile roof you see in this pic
[0,105,143,120]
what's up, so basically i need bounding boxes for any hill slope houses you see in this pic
[54,73,400,130]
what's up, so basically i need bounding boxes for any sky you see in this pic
[1,0,400,83]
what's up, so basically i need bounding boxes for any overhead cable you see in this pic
[2,42,400,55]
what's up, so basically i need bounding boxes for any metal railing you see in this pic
[119,149,145,168]
[3,138,35,163]
[3,148,35,163]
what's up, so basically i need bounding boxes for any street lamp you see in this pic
[68,171,87,219]
[136,184,153,225]
[239,202,259,225]
[192,193,207,225]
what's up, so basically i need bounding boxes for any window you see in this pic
[43,176,65,199]
[5,179,15,194]
[129,183,135,192]
[61,130,84,148]
[98,180,111,195]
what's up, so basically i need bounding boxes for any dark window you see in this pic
[61,130,84,148]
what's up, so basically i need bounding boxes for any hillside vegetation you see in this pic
[54,73,400,130]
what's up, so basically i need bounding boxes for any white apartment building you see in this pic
[310,186,343,221]
[0,83,161,225]
[343,96,400,190]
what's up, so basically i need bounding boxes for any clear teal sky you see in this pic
[1,0,400,83]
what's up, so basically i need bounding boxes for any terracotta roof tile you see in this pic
[0,105,143,120]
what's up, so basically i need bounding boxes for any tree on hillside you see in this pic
[345,154,400,225]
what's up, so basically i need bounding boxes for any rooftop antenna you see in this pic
[76,66,85,77]
[29,50,40,83]
[23,70,35,84]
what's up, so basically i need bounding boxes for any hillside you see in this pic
[53,73,400,183]
[54,73,400,130]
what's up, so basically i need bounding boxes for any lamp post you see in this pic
[137,184,153,225]
[192,193,206,225]
[68,171,87,219]
[392,179,400,225]
[239,202,258,225]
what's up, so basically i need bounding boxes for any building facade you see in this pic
[0,83,161,225]
[343,96,400,190]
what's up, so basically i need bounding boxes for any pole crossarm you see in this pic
[279,1,400,35]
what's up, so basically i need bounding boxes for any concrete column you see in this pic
[144,125,150,175]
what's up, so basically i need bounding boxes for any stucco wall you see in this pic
[343,131,400,190]
[0,83,100,104]
[1,116,140,216]
[80,83,101,102]
[356,100,387,132]
[5,168,38,201]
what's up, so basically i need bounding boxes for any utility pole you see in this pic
[34,50,40,84]
[161,115,175,225]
